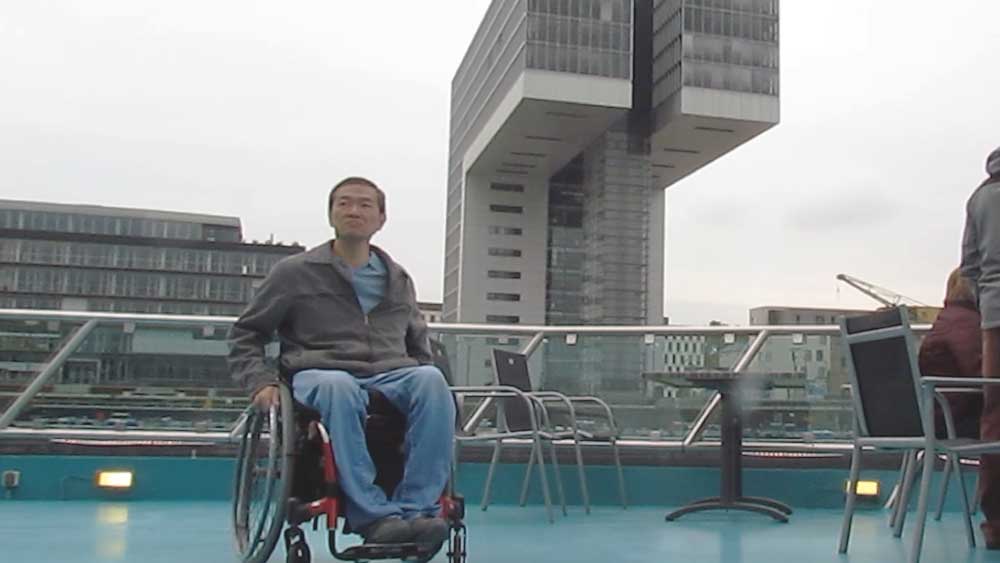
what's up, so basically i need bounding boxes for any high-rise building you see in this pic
[444,0,779,394]
[445,0,780,327]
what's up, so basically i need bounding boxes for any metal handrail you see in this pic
[0,308,934,335]
[0,308,933,451]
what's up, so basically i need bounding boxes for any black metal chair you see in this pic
[485,348,627,514]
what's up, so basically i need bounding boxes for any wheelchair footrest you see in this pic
[339,542,436,561]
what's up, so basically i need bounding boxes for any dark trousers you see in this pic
[980,329,1000,533]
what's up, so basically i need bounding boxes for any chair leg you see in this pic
[547,439,568,516]
[973,470,981,517]
[953,455,976,548]
[908,446,937,563]
[571,435,591,514]
[481,438,504,512]
[889,451,913,528]
[611,438,627,509]
[934,453,952,521]
[839,443,863,553]
[894,450,919,538]
[519,443,536,507]
[532,434,555,524]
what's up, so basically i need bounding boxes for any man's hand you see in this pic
[252,385,280,411]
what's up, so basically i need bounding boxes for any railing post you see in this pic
[520,331,546,358]
[228,411,249,442]
[0,319,99,429]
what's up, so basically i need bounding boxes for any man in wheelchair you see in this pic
[228,177,457,556]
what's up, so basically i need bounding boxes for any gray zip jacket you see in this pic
[961,179,1000,329]
[227,241,432,394]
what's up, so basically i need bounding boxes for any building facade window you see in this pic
[486,314,520,324]
[488,225,523,236]
[487,270,522,279]
[489,204,524,214]
[525,0,632,79]
[488,247,522,257]
[487,292,521,302]
[491,183,525,193]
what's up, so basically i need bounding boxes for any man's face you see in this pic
[329,183,385,241]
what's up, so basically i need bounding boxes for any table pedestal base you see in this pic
[665,496,791,522]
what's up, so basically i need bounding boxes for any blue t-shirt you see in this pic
[351,251,387,314]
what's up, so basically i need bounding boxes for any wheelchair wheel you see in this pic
[232,385,296,563]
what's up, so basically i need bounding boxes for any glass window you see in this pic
[489,204,523,214]
[488,248,522,257]
[600,0,613,21]
[488,225,523,236]
[487,270,522,279]
[491,183,525,193]
[486,315,520,324]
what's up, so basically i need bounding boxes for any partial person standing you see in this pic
[960,147,1000,547]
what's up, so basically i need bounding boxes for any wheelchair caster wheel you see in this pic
[286,541,310,563]
[284,527,311,563]
[447,526,467,563]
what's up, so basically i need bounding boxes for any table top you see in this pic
[643,370,764,384]
[642,370,808,389]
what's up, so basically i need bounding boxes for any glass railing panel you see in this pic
[533,332,751,440]
[4,311,931,447]
[428,330,529,434]
[0,317,85,416]
[5,318,244,432]
[740,333,852,441]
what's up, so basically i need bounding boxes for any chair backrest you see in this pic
[429,338,464,430]
[492,348,533,391]
[839,305,925,438]
[429,338,455,386]
[492,348,535,432]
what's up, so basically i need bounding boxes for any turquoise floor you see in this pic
[4,501,1000,563]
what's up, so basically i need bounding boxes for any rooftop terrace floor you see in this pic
[4,501,1000,563]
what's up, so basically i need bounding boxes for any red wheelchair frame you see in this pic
[282,419,467,562]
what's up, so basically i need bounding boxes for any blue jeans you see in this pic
[292,365,455,530]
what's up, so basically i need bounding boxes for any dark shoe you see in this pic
[410,516,449,547]
[362,516,413,544]
[983,522,1000,550]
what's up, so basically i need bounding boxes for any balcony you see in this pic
[0,309,995,562]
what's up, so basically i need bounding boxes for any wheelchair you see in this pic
[232,384,467,563]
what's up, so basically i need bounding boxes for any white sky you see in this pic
[2,1,998,325]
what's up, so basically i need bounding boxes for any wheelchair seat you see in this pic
[290,389,407,509]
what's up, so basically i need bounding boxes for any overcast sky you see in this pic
[2,1,998,325]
